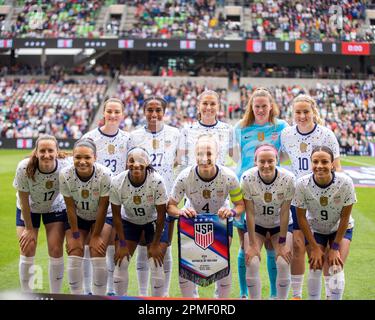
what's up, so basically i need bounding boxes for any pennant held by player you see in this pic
[178,214,230,287]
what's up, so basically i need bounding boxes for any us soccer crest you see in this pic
[178,214,230,287]
[45,181,53,189]
[152,139,159,149]
[202,189,211,199]
[108,144,115,154]
[300,142,308,153]
[81,189,89,199]
[133,195,142,205]
[264,192,272,203]
[194,222,214,250]
[320,196,328,206]
[258,132,265,142]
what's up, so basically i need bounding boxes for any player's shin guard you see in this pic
[19,255,34,293]
[67,255,84,294]
[246,256,261,300]
[163,246,172,297]
[113,257,130,296]
[276,256,291,300]
[215,270,232,298]
[291,274,304,298]
[238,248,248,297]
[179,276,198,298]
[136,245,150,296]
[91,257,108,296]
[308,269,322,300]
[48,256,64,293]
[149,258,165,297]
[267,249,277,298]
[106,245,115,294]
[83,245,92,294]
[329,270,345,300]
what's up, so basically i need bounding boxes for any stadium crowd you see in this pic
[240,81,375,155]
[0,77,107,139]
[1,0,373,41]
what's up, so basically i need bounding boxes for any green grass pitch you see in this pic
[1,149,374,299]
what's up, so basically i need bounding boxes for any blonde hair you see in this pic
[26,135,68,181]
[196,90,220,121]
[195,133,219,156]
[292,94,323,125]
[240,87,279,127]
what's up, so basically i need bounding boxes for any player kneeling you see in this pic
[241,144,295,300]
[110,147,167,297]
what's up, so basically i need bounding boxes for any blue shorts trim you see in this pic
[122,219,158,245]
[105,217,113,226]
[166,215,178,223]
[16,208,67,228]
[310,228,354,248]
[227,220,233,238]
[160,220,170,244]
[291,205,300,230]
[64,215,96,232]
[254,224,293,237]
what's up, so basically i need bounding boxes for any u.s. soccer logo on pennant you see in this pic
[178,213,230,287]
[194,222,214,250]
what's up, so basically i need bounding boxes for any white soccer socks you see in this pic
[113,257,130,296]
[163,246,173,297]
[91,257,108,295]
[291,274,304,299]
[308,269,322,300]
[136,245,150,296]
[246,256,261,300]
[48,256,64,293]
[106,245,115,294]
[276,256,291,300]
[149,257,165,297]
[83,245,92,294]
[67,255,84,294]
[19,255,35,293]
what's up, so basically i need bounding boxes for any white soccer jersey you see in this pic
[241,167,295,228]
[281,124,340,179]
[59,163,112,221]
[13,158,71,213]
[128,125,180,193]
[110,170,168,225]
[294,172,356,234]
[179,121,234,166]
[82,127,129,176]
[171,165,241,216]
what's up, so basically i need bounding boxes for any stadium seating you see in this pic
[0,77,108,138]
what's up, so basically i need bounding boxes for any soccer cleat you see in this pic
[290,296,302,300]
[107,292,116,296]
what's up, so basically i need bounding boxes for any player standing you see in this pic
[82,98,129,295]
[281,94,342,299]
[234,87,288,298]
[128,97,180,297]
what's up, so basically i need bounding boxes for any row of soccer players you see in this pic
[13,90,355,299]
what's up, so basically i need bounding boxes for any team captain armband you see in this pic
[229,187,243,202]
